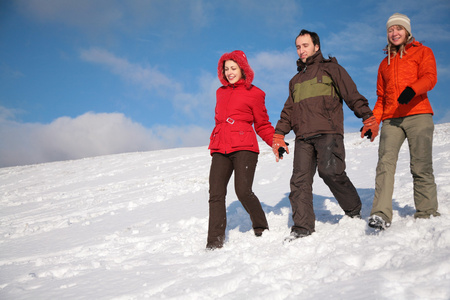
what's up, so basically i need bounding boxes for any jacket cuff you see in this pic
[362,114,373,121]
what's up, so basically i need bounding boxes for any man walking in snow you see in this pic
[272,29,378,241]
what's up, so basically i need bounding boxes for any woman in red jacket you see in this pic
[368,13,440,230]
[206,50,275,250]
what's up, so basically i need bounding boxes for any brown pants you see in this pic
[290,134,361,233]
[207,151,268,246]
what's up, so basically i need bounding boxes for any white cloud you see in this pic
[326,22,384,57]
[0,111,210,168]
[0,106,22,121]
[80,48,179,92]
[80,48,217,123]
[251,51,294,73]
[173,70,218,119]
[153,124,212,149]
[0,63,24,79]
[250,50,297,106]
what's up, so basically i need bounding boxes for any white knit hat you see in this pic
[386,13,411,35]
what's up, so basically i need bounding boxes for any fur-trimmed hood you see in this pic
[217,50,254,89]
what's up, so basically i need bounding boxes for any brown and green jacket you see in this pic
[275,50,373,139]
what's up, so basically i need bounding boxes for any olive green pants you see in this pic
[371,114,439,222]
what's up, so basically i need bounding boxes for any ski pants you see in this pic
[207,151,268,245]
[371,114,439,222]
[289,134,361,233]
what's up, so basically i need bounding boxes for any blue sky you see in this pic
[1,0,449,167]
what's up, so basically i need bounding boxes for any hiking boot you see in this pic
[206,236,225,250]
[346,213,361,219]
[254,228,268,237]
[368,215,391,230]
[414,211,441,219]
[284,229,311,242]
[345,207,362,219]
[206,241,223,250]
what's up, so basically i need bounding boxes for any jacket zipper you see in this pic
[224,85,235,154]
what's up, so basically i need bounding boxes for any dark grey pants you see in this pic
[290,134,361,233]
[207,151,268,246]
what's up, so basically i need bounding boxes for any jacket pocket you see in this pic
[209,127,221,150]
[230,129,255,148]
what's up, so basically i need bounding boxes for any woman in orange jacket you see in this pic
[206,50,275,249]
[368,13,440,230]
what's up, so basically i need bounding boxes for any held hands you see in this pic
[272,134,289,162]
[360,116,379,142]
[397,87,416,105]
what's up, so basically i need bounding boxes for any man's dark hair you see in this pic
[296,29,320,49]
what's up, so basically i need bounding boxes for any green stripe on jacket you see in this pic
[293,75,339,103]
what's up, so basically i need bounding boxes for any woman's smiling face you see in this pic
[224,60,242,84]
[388,25,407,46]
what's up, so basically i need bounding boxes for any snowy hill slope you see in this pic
[1,124,450,299]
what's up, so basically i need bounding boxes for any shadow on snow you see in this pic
[225,188,415,234]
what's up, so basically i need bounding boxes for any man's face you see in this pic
[296,34,319,63]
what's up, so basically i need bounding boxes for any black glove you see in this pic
[360,127,372,140]
[278,142,289,158]
[397,87,416,105]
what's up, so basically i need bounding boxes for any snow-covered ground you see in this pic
[1,124,450,300]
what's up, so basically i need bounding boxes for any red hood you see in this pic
[217,50,254,89]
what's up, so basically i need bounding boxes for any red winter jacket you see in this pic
[373,40,437,123]
[208,50,274,155]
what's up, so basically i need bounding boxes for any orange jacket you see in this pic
[373,40,437,123]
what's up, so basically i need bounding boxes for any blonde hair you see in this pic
[386,25,412,65]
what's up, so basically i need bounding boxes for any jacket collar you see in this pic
[297,50,324,72]
[405,38,421,50]
[226,79,246,88]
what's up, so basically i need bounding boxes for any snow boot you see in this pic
[368,215,391,230]
[345,206,362,219]
[347,213,361,219]
[284,228,311,242]
[254,228,268,237]
[206,241,223,250]
[206,236,225,250]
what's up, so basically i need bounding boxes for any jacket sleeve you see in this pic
[409,46,437,95]
[252,90,275,147]
[373,62,386,124]
[274,81,294,135]
[333,64,373,120]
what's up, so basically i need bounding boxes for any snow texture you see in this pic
[1,124,450,299]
